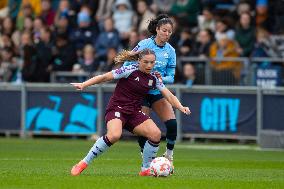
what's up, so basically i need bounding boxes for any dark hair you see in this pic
[238,12,252,28]
[147,14,173,35]
[114,48,155,64]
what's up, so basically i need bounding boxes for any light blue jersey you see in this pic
[124,37,176,95]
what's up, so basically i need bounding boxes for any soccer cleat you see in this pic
[71,160,88,176]
[163,152,174,174]
[139,168,151,176]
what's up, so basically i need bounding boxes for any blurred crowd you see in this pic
[0,0,283,85]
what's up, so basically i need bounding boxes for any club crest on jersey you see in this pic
[148,80,153,86]
[115,112,120,118]
[135,77,139,81]
[164,52,169,58]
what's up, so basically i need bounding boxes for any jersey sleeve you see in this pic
[123,39,149,67]
[154,75,165,91]
[111,65,137,79]
[132,39,149,52]
[162,48,176,84]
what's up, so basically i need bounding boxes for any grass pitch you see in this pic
[0,138,284,189]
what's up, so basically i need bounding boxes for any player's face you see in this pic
[156,24,173,43]
[138,54,156,74]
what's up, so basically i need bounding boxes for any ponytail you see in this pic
[114,50,139,64]
[114,49,155,64]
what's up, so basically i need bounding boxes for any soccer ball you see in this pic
[150,157,172,177]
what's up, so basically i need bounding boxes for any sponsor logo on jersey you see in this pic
[148,80,153,86]
[133,45,140,52]
[115,67,124,74]
[135,77,140,81]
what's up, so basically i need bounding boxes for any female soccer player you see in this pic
[124,14,178,167]
[70,49,190,176]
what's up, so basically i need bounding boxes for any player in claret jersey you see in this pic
[70,49,190,176]
[124,14,178,169]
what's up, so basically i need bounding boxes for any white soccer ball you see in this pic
[150,157,172,177]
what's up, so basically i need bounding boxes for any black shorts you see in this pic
[142,94,164,108]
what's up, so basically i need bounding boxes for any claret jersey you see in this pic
[106,65,165,114]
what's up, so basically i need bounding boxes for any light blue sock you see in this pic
[142,140,159,169]
[83,136,112,164]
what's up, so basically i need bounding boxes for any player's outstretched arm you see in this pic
[70,72,114,90]
[160,87,191,115]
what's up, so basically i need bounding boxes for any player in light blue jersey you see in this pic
[124,14,178,170]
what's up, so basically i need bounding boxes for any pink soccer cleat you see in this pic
[71,160,88,176]
[139,168,151,176]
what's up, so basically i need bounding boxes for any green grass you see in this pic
[0,138,284,189]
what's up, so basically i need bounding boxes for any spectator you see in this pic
[0,46,18,82]
[127,29,139,50]
[251,28,279,58]
[70,9,98,58]
[136,0,156,33]
[215,18,235,41]
[18,0,42,17]
[33,17,45,43]
[177,28,193,56]
[236,1,251,16]
[235,12,255,57]
[168,15,180,50]
[40,0,56,26]
[95,0,114,25]
[169,0,200,27]
[255,0,268,30]
[95,17,120,61]
[22,16,34,33]
[70,0,98,18]
[0,16,20,51]
[112,0,137,47]
[54,0,76,29]
[209,34,242,83]
[75,44,100,73]
[0,34,14,49]
[98,48,118,72]
[150,0,175,14]
[35,26,53,82]
[51,32,76,71]
[192,29,213,57]
[16,3,35,31]
[8,0,22,21]
[198,6,216,31]
[180,63,196,87]
[21,31,39,82]
[54,14,70,37]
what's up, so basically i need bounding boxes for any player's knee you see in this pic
[107,132,121,143]
[148,128,161,142]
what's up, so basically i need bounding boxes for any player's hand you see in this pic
[181,107,191,115]
[70,83,85,90]
[154,71,163,83]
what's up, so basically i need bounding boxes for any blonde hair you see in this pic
[114,49,155,64]
[83,44,94,53]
